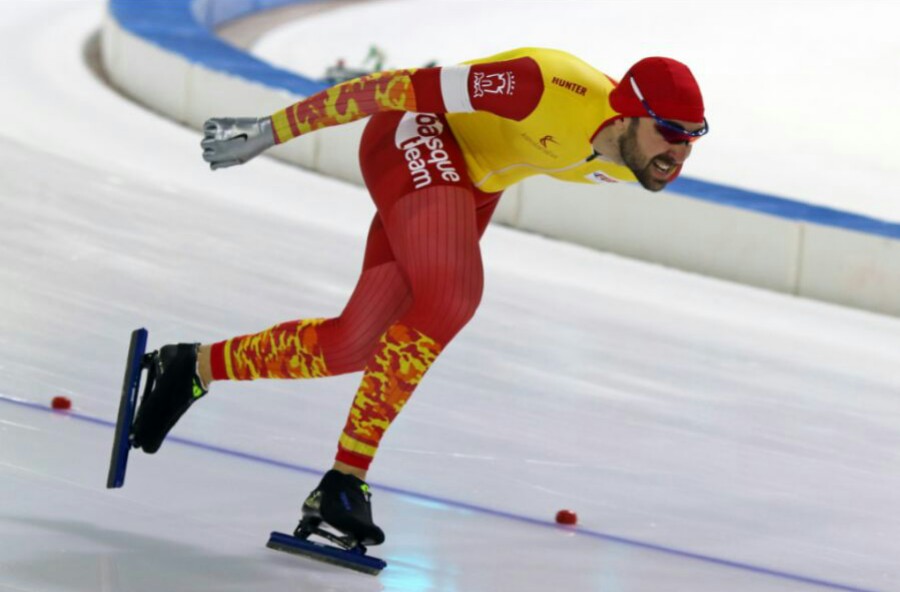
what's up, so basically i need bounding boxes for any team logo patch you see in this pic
[473,71,516,97]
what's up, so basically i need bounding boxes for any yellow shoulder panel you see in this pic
[447,48,633,192]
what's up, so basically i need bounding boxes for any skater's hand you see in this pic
[201,117,276,170]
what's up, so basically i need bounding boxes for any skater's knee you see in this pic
[321,317,393,375]
[443,280,484,325]
[406,278,483,343]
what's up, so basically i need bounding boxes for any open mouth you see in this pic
[651,157,676,180]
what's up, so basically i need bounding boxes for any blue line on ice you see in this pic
[0,393,882,592]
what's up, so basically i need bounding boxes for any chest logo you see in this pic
[521,133,560,158]
[539,135,558,148]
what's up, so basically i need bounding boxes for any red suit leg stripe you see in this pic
[209,340,229,381]
[335,446,374,471]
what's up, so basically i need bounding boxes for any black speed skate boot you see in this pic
[131,343,207,453]
[297,470,385,547]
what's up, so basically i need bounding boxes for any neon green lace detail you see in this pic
[192,377,207,400]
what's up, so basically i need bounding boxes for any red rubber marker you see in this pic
[555,509,578,525]
[51,396,72,411]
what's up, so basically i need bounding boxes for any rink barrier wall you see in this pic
[101,0,900,318]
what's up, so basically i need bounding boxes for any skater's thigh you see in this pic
[359,213,398,272]
[343,213,412,328]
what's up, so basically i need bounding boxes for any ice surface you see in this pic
[1,2,899,591]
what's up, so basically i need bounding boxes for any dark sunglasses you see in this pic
[629,76,709,144]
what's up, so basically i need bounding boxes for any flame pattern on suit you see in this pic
[337,323,443,467]
[271,70,419,144]
[222,319,331,380]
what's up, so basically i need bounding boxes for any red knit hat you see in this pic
[609,57,705,123]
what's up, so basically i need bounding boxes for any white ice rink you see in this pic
[1,2,900,591]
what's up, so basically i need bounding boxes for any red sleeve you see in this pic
[410,57,543,121]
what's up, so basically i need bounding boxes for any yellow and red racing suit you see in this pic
[269,47,637,190]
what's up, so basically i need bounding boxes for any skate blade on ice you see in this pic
[266,531,387,575]
[106,327,150,488]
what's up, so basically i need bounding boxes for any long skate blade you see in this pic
[266,531,386,576]
[106,328,148,489]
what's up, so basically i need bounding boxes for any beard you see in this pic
[618,119,674,192]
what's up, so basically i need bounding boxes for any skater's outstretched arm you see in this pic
[201,57,543,170]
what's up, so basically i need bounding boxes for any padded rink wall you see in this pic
[102,0,900,318]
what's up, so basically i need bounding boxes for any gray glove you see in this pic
[201,117,276,170]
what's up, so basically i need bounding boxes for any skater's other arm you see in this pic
[270,58,543,144]
[201,58,543,170]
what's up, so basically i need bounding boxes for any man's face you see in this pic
[618,118,701,192]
